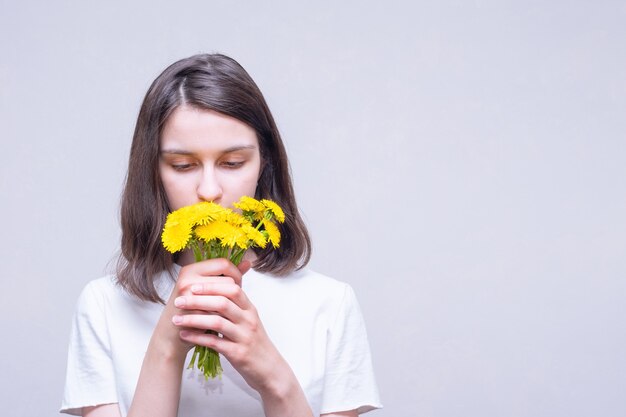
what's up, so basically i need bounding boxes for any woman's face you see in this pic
[159,105,262,211]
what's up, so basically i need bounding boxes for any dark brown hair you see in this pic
[116,53,311,303]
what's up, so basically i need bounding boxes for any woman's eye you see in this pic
[221,161,244,169]
[172,163,195,171]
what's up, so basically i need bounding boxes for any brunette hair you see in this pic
[116,53,311,303]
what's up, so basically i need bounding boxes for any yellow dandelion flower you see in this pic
[216,210,247,227]
[220,224,249,249]
[162,216,193,253]
[195,221,224,242]
[262,219,281,248]
[234,227,250,249]
[260,199,285,223]
[186,202,229,226]
[241,223,267,248]
[234,196,265,214]
[171,205,195,223]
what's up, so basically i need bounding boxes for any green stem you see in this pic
[191,239,203,262]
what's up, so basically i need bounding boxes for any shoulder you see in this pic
[75,275,119,310]
[83,275,119,294]
[74,274,148,316]
[71,273,167,340]
[77,269,173,307]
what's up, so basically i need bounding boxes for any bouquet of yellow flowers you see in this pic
[161,196,285,379]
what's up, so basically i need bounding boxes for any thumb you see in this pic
[237,259,252,276]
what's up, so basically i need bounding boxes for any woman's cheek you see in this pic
[163,176,197,210]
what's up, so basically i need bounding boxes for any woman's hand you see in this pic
[129,257,315,417]
[127,258,250,417]
[170,258,314,415]
[154,258,250,362]
[170,258,286,395]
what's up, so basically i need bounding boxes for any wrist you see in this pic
[150,317,190,364]
[257,363,302,404]
[258,368,313,417]
[147,335,188,365]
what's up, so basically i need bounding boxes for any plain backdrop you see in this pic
[1,1,625,416]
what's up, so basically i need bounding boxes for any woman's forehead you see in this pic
[161,106,258,151]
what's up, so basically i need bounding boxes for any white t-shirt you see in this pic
[60,266,382,416]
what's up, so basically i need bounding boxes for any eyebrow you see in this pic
[160,145,257,155]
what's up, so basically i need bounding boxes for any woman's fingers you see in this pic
[237,259,252,276]
[174,293,246,322]
[184,258,243,286]
[173,313,241,342]
[174,258,246,298]
[172,284,253,342]
[187,281,251,310]
[178,329,236,356]
[168,258,269,368]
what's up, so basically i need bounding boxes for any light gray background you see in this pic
[1,1,625,416]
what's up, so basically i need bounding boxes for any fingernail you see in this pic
[191,284,201,293]
[174,297,185,307]
[172,315,183,325]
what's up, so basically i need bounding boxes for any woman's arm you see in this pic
[83,404,122,417]
[98,258,311,417]
[172,259,314,417]
[78,261,212,417]
[116,259,247,417]
[125,323,188,417]
[81,290,190,417]
[83,403,357,417]
[80,259,360,417]
[80,336,186,417]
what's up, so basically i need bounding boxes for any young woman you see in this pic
[61,53,381,417]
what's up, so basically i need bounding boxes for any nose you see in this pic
[197,167,223,203]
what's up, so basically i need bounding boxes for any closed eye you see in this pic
[172,163,196,171]
[220,161,245,168]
